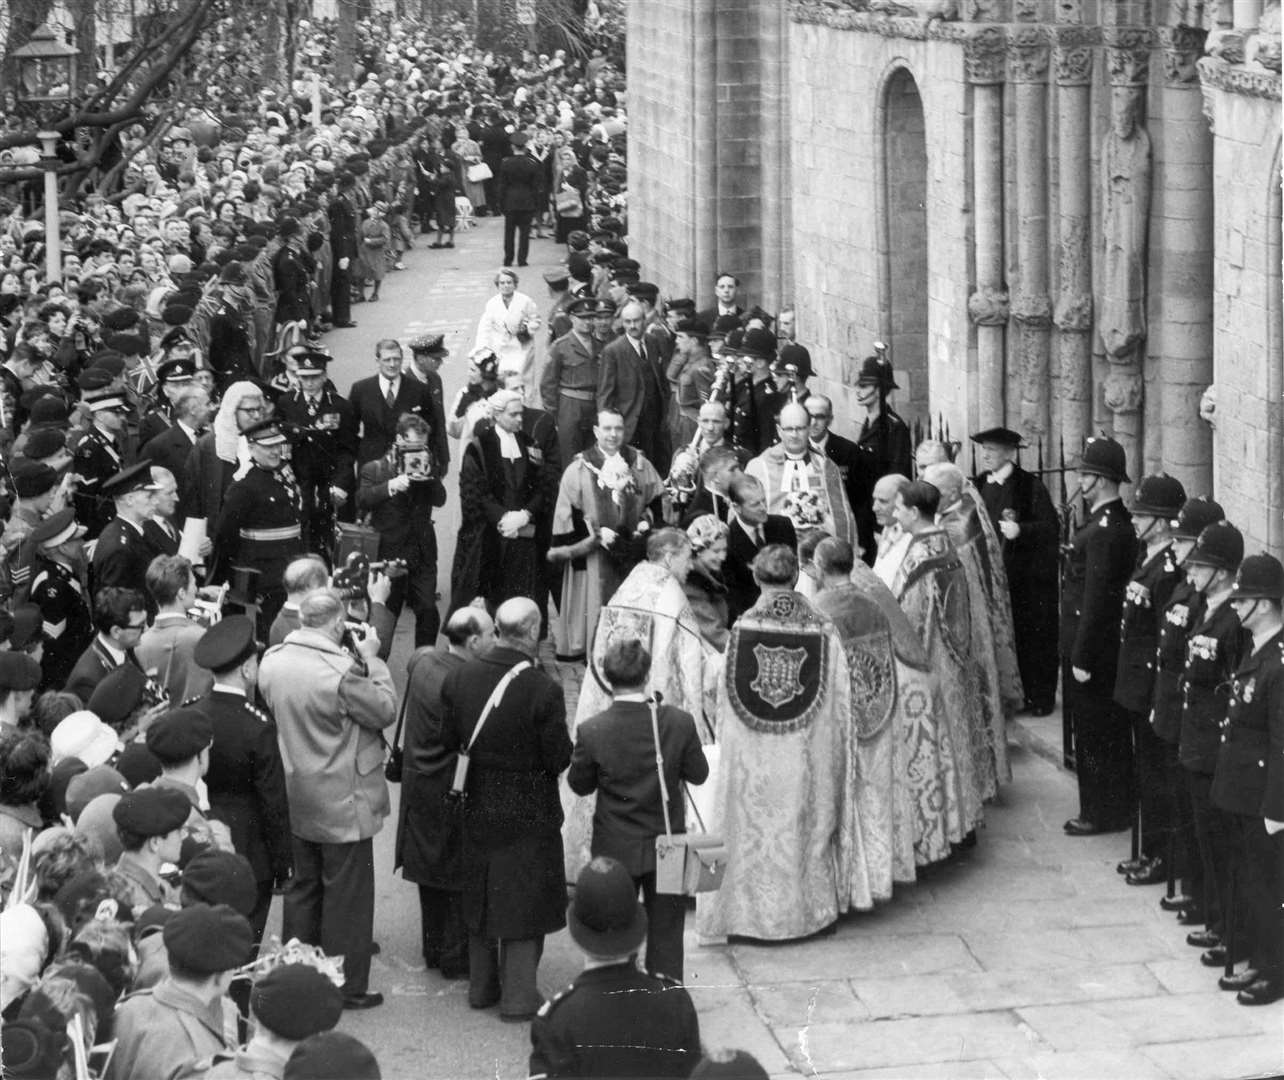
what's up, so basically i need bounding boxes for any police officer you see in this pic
[273,350,358,554]
[1179,522,1247,961]
[540,297,601,469]
[1150,498,1226,918]
[212,419,305,635]
[190,616,293,943]
[1115,473,1186,883]
[1062,436,1139,836]
[850,352,912,565]
[28,509,93,692]
[91,462,163,594]
[138,358,197,447]
[73,391,128,539]
[1212,554,1284,1005]
[529,857,701,1079]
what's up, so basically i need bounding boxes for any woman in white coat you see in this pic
[475,268,540,397]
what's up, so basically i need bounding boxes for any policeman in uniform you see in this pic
[1212,553,1284,1004]
[273,349,358,554]
[1115,473,1187,884]
[212,419,305,635]
[541,297,601,469]
[91,462,163,594]
[1150,498,1225,918]
[1061,436,1139,836]
[73,390,128,539]
[138,358,197,447]
[404,333,451,472]
[529,857,701,1080]
[851,353,912,564]
[29,509,93,692]
[190,616,293,943]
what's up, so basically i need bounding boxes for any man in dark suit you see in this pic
[348,339,433,466]
[597,300,669,473]
[972,427,1062,714]
[806,393,864,550]
[66,586,147,704]
[1061,436,1139,837]
[140,383,211,495]
[191,616,293,942]
[567,637,708,980]
[405,334,451,472]
[695,271,745,328]
[498,132,543,268]
[357,413,448,647]
[91,463,163,594]
[723,473,796,625]
[328,173,360,329]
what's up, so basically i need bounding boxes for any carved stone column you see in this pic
[1008,26,1052,443]
[1100,27,1152,484]
[1053,23,1095,457]
[1154,25,1215,496]
[966,26,1008,430]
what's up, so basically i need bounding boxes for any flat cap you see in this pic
[252,965,345,1039]
[162,903,253,973]
[181,849,257,914]
[193,615,258,672]
[144,708,213,764]
[112,786,191,837]
[0,651,42,692]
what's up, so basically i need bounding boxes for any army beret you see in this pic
[31,508,85,548]
[144,708,213,764]
[161,304,193,326]
[627,281,659,303]
[284,1032,382,1080]
[666,297,696,314]
[11,460,59,498]
[28,396,69,424]
[252,965,344,1039]
[193,615,258,672]
[610,269,639,285]
[102,461,160,499]
[101,308,141,331]
[219,261,247,284]
[112,785,191,837]
[162,903,254,974]
[92,352,130,377]
[0,651,42,692]
[9,603,45,652]
[566,229,590,250]
[87,664,149,729]
[172,288,201,308]
[156,358,196,383]
[103,333,146,358]
[114,743,163,788]
[76,367,115,393]
[277,216,302,238]
[566,253,592,281]
[181,849,257,914]
[24,428,66,461]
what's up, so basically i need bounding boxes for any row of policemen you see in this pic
[1062,433,1282,1005]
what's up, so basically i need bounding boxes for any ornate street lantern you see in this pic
[13,24,78,105]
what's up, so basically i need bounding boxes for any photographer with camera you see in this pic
[258,588,397,1011]
[357,413,446,647]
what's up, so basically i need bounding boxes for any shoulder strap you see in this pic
[650,697,673,840]
[389,649,429,755]
[465,660,532,753]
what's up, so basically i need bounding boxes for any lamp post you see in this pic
[12,24,79,284]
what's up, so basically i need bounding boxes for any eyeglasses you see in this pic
[121,620,147,633]
[237,404,265,414]
[806,412,831,421]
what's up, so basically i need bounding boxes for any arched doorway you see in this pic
[882,68,930,429]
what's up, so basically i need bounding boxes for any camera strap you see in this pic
[463,660,531,755]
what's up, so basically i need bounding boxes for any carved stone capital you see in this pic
[1157,25,1207,84]
[1013,0,1040,19]
[1053,26,1096,85]
[1007,26,1050,82]
[1206,27,1247,65]
[968,287,1010,325]
[1054,292,1093,331]
[1105,27,1152,86]
[1103,369,1144,415]
[1011,291,1053,326]
[966,25,1008,82]
[1198,55,1283,100]
[963,0,1006,19]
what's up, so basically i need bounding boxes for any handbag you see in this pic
[555,185,583,217]
[448,660,532,796]
[467,162,493,183]
[650,698,727,895]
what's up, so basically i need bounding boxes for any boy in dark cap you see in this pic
[529,857,700,1079]
[0,651,42,728]
[3,460,62,603]
[111,786,191,911]
[145,707,232,852]
[108,903,253,1080]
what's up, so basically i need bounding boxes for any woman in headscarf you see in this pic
[684,514,731,653]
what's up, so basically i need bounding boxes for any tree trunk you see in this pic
[335,0,356,86]
[262,0,283,87]
[68,0,97,93]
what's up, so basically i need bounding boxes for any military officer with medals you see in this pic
[1211,554,1284,1005]
[1061,436,1139,837]
[73,390,129,539]
[273,349,358,554]
[1149,498,1225,920]
[540,297,601,469]
[1114,474,1187,884]
[90,462,164,595]
[28,508,93,691]
[212,419,305,635]
[189,615,292,943]
[138,358,197,448]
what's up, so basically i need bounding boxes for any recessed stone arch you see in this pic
[876,64,930,430]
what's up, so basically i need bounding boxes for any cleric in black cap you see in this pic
[849,349,912,566]
[212,418,305,634]
[28,508,92,692]
[972,426,1061,714]
[138,358,196,448]
[1061,435,1139,837]
[188,615,292,941]
[272,349,358,553]
[90,462,163,595]
[110,903,254,1080]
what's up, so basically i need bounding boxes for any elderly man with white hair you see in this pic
[449,388,547,616]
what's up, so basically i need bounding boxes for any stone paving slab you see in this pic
[801,1062,1006,1080]
[1140,1034,1284,1080]
[730,932,982,984]
[1015,993,1269,1052]
[992,1049,1175,1079]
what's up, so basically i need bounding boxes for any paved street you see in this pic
[265,219,1284,1080]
